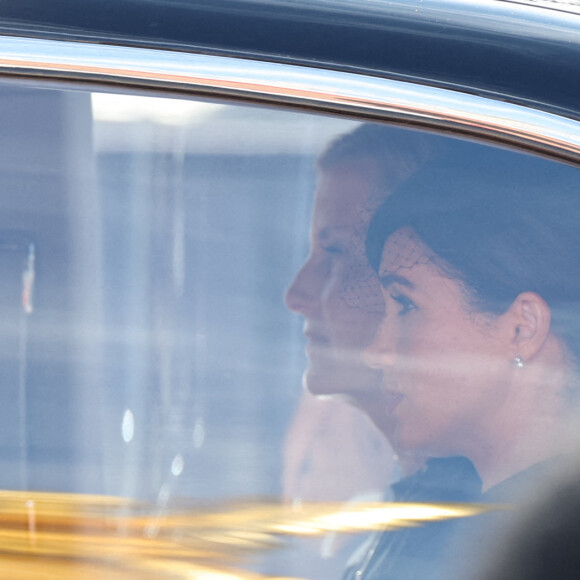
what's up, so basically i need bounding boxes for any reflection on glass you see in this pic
[122,409,135,443]
[0,77,577,580]
[171,454,184,477]
[0,490,496,579]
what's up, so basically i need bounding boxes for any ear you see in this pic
[507,291,552,361]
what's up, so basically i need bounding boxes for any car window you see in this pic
[1,77,580,580]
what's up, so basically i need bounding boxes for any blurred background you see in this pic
[0,79,357,504]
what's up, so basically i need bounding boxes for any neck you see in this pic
[470,410,567,492]
[470,353,572,492]
[476,440,556,492]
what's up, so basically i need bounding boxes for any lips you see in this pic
[303,325,330,346]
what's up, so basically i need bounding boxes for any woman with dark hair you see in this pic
[361,145,580,574]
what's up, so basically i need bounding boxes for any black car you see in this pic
[0,1,578,578]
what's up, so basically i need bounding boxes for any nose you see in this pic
[363,316,396,369]
[285,257,319,315]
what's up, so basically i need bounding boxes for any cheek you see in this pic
[390,315,425,362]
[330,306,381,354]
[392,318,503,448]
[403,333,499,420]
[324,278,383,342]
[396,365,474,442]
[400,315,477,369]
[393,329,465,409]
[341,273,385,315]
[330,254,384,312]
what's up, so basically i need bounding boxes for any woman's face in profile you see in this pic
[285,159,386,404]
[364,227,513,455]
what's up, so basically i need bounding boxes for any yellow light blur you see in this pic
[0,490,501,579]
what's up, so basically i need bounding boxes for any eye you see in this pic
[321,243,345,257]
[390,292,416,315]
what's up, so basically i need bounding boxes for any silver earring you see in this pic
[514,355,524,368]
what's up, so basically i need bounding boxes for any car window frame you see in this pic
[0,35,578,164]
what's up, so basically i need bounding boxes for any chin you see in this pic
[347,396,397,443]
[304,371,339,397]
[303,363,352,398]
[393,428,446,457]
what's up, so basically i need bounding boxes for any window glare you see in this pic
[0,79,579,580]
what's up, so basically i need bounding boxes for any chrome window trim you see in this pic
[0,35,579,161]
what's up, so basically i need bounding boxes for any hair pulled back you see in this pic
[319,123,452,195]
[366,143,580,364]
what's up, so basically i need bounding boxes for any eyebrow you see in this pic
[379,273,415,290]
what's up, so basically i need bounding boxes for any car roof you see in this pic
[1,0,580,119]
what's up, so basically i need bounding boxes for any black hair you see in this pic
[366,144,580,361]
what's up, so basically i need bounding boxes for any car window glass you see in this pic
[0,78,579,580]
